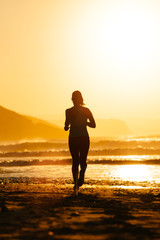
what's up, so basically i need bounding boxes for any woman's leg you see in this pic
[69,137,80,184]
[78,137,90,186]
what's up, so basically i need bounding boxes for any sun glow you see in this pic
[1,1,160,121]
[69,2,159,72]
[106,3,158,72]
[65,1,160,114]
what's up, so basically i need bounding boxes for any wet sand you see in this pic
[0,180,160,240]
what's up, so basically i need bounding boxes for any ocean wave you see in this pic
[0,158,160,166]
[1,138,160,152]
[0,147,160,157]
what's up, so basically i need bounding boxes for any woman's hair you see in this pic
[72,90,84,105]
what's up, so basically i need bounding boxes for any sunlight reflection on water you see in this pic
[109,165,152,182]
[1,164,160,188]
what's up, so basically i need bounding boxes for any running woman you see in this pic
[64,90,96,195]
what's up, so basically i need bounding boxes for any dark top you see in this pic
[64,106,96,137]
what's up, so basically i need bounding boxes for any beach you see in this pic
[0,177,160,240]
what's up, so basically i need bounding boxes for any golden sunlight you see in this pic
[69,1,158,73]
[106,3,158,72]
[65,1,160,113]
[1,0,160,123]
[117,165,152,182]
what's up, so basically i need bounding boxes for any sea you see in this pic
[0,136,160,188]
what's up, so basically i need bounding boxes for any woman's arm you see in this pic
[87,109,96,128]
[64,109,70,131]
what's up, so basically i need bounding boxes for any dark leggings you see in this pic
[69,136,90,184]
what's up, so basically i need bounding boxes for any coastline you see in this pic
[0,180,160,239]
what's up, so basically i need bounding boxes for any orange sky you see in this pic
[1,0,160,125]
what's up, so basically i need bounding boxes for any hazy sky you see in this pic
[1,0,160,121]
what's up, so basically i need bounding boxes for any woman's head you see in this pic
[72,90,84,106]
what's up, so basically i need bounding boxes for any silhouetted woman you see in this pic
[64,90,96,194]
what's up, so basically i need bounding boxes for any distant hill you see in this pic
[51,118,131,137]
[126,118,160,136]
[0,106,66,140]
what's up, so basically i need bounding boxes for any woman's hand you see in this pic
[87,121,96,128]
[64,125,69,131]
